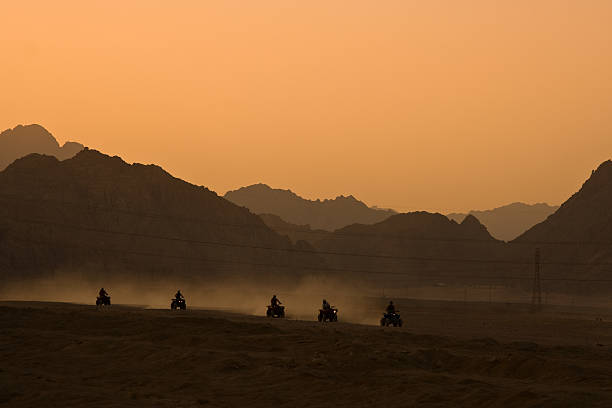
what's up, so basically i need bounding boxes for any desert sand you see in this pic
[1,300,612,407]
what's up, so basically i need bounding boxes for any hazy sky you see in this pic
[2,1,612,212]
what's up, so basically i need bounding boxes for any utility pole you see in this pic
[531,248,542,312]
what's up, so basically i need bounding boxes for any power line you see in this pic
[1,193,611,247]
[6,215,528,264]
[0,193,497,244]
[7,236,501,279]
[6,215,612,270]
[8,236,612,283]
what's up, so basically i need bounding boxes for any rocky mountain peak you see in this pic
[0,124,85,171]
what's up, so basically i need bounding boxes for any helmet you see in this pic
[323,299,327,303]
[272,295,277,298]
[389,301,393,304]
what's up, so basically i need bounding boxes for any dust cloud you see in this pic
[0,268,386,324]
[2,267,611,326]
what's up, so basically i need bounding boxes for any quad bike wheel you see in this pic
[96,298,110,307]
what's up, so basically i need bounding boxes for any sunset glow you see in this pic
[2,1,611,212]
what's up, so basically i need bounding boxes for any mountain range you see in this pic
[1,124,558,242]
[447,202,559,241]
[224,184,396,231]
[2,124,612,295]
[0,149,503,289]
[226,183,558,242]
[0,149,320,284]
[0,148,502,288]
[0,124,84,171]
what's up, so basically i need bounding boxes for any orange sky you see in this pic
[2,1,612,213]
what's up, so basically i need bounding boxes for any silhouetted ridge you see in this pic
[515,160,612,244]
[224,183,395,231]
[0,150,322,282]
[459,214,493,238]
[312,211,502,283]
[510,160,612,285]
[447,202,559,241]
[0,124,84,171]
[337,212,496,241]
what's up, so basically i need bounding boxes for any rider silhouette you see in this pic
[99,288,109,298]
[322,299,331,310]
[175,290,184,301]
[385,301,396,314]
[271,295,281,308]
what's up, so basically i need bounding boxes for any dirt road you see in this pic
[1,301,612,407]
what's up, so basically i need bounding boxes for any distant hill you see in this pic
[447,202,559,241]
[224,184,396,231]
[0,124,84,171]
[0,150,319,283]
[313,212,508,283]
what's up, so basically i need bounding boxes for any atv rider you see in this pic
[175,290,184,302]
[99,288,109,300]
[322,299,331,310]
[271,295,282,310]
[386,300,396,314]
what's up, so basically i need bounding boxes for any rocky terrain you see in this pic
[0,124,84,171]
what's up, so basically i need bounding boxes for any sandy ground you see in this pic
[2,300,612,407]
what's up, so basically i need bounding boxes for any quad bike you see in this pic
[171,298,186,310]
[96,295,111,307]
[266,304,285,318]
[318,307,338,322]
[380,311,402,327]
